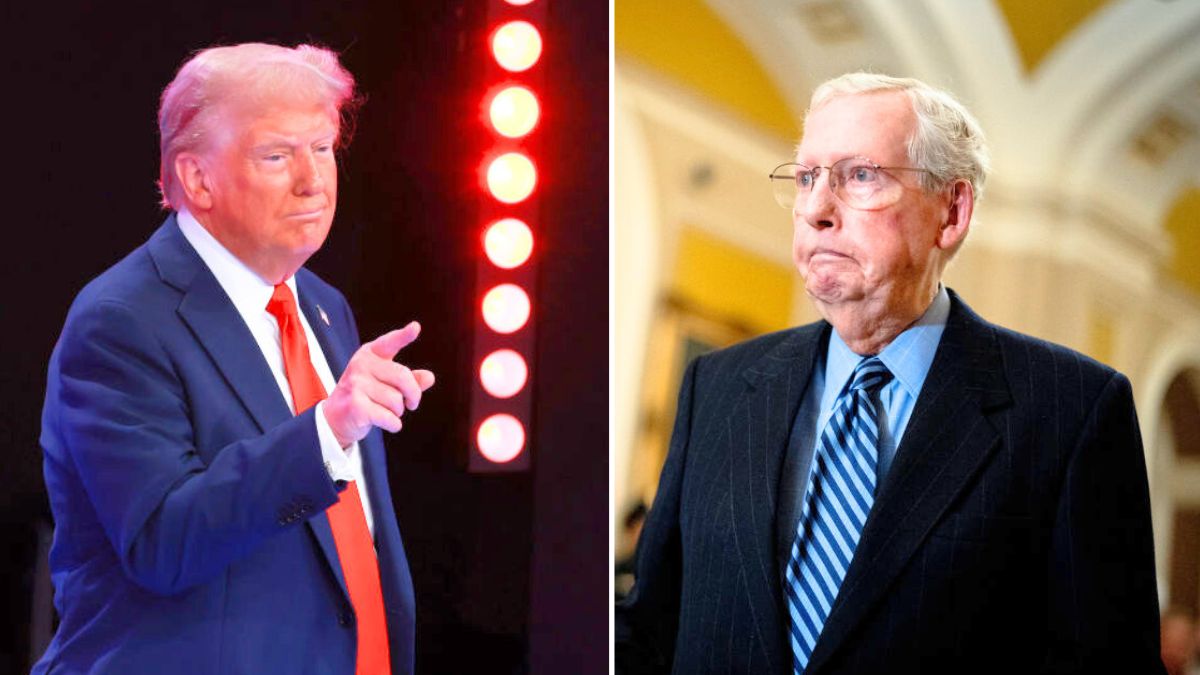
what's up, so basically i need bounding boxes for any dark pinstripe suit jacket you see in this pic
[616,290,1163,674]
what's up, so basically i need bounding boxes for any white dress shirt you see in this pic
[177,208,375,535]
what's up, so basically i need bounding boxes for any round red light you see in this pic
[484,218,534,269]
[477,414,526,462]
[488,86,540,138]
[479,349,528,399]
[481,283,531,334]
[492,21,542,72]
[485,152,537,204]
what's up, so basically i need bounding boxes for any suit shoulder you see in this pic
[988,321,1125,396]
[704,325,807,360]
[690,323,823,381]
[67,241,170,319]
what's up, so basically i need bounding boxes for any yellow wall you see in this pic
[672,227,794,333]
[1165,187,1200,298]
[1088,308,1115,367]
[615,0,799,140]
[996,0,1111,73]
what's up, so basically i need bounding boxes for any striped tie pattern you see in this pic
[786,357,891,673]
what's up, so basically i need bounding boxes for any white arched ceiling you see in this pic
[708,0,1200,259]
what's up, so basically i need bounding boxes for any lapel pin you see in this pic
[317,305,330,326]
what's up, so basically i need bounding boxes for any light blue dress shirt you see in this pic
[811,285,950,483]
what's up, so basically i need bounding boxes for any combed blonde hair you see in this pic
[157,43,358,209]
[808,72,990,200]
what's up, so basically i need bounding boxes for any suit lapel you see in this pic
[294,278,403,608]
[805,292,1012,672]
[294,276,358,598]
[149,217,294,433]
[151,222,359,603]
[297,281,350,381]
[725,324,825,667]
[298,284,410,617]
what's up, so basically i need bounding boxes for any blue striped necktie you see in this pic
[786,357,892,673]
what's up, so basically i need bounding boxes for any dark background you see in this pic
[2,1,608,673]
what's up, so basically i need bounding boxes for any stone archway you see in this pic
[1160,368,1200,615]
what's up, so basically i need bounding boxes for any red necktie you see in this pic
[267,283,391,675]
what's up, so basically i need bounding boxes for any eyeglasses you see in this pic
[769,157,934,211]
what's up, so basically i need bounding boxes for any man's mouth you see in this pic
[810,247,850,261]
[287,207,326,219]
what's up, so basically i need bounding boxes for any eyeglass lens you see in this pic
[772,158,905,211]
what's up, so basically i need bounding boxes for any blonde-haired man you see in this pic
[36,43,432,674]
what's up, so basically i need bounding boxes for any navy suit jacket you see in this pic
[616,291,1163,674]
[35,215,415,674]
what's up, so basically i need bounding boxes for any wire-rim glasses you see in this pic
[769,157,934,211]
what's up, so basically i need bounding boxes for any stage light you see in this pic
[484,218,533,269]
[477,413,526,462]
[492,21,542,72]
[482,283,531,334]
[486,152,537,203]
[489,86,540,138]
[472,0,547,473]
[480,349,528,398]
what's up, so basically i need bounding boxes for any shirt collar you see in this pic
[176,207,297,320]
[822,285,950,407]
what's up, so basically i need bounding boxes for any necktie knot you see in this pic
[266,283,299,323]
[849,357,891,394]
[265,281,326,413]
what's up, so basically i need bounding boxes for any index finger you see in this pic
[368,322,421,360]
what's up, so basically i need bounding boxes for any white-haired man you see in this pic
[616,73,1164,674]
[35,43,432,674]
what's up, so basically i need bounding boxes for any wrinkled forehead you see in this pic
[796,91,915,166]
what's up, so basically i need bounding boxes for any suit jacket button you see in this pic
[338,611,353,626]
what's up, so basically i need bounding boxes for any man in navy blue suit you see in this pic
[617,73,1164,673]
[35,43,433,674]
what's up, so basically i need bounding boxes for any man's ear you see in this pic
[937,179,974,252]
[175,153,215,211]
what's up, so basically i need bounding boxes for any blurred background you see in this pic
[1,1,607,673]
[613,0,1200,670]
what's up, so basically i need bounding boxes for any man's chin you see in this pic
[290,225,331,256]
[804,274,859,306]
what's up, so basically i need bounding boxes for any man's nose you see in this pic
[293,150,325,195]
[798,171,837,230]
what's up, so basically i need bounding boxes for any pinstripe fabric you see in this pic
[616,290,1164,675]
[786,358,890,672]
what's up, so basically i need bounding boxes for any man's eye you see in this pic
[314,144,333,154]
[264,153,287,162]
[849,166,877,183]
[797,172,814,188]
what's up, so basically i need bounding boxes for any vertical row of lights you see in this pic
[470,0,545,472]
